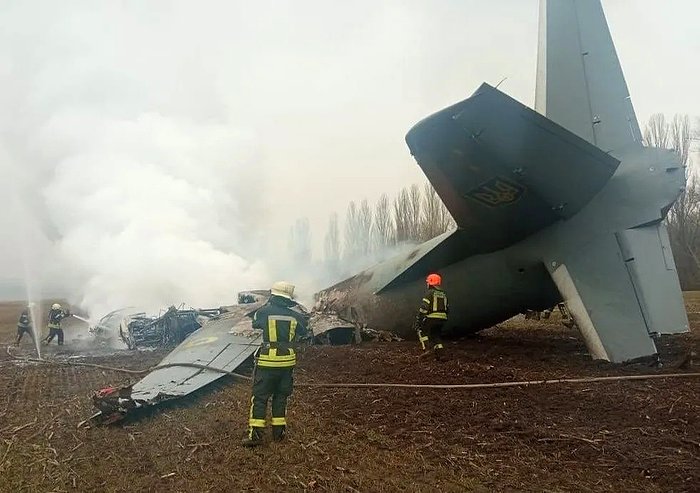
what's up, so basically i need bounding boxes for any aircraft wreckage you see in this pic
[88,294,366,424]
[317,0,689,363]
[89,0,689,424]
[91,306,224,349]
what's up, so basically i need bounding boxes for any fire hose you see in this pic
[6,345,700,390]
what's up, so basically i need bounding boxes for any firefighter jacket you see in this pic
[48,309,69,329]
[418,287,448,322]
[252,295,309,368]
[18,310,31,329]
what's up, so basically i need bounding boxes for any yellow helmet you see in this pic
[270,281,295,300]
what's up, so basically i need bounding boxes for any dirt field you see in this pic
[0,298,698,492]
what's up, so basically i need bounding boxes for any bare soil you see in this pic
[0,297,698,492]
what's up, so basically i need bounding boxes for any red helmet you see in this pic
[426,273,442,287]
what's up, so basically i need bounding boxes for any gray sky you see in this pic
[0,0,698,307]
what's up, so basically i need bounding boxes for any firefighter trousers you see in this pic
[248,367,294,429]
[422,319,445,350]
[45,328,64,345]
[17,326,34,344]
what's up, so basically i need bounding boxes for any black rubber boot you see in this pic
[272,425,286,442]
[434,344,447,362]
[241,427,264,447]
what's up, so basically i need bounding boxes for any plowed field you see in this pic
[1,298,698,492]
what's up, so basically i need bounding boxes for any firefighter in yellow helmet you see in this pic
[44,303,71,346]
[242,281,309,447]
[415,273,448,361]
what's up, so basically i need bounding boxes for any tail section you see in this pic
[536,0,642,155]
[617,223,688,336]
[548,221,688,362]
[548,233,656,362]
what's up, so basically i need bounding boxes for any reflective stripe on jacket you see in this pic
[252,296,308,368]
[48,309,67,329]
[418,287,448,320]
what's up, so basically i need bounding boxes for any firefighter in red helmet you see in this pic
[415,273,448,361]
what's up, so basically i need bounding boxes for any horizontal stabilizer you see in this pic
[406,83,619,257]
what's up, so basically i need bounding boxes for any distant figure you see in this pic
[15,303,35,346]
[242,281,309,447]
[415,273,449,361]
[44,303,71,346]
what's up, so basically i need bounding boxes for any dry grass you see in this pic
[0,297,698,492]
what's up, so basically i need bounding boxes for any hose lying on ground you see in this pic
[6,345,700,390]
[5,345,251,379]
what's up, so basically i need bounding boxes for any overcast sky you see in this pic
[0,0,698,305]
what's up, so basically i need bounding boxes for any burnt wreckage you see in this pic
[92,306,224,349]
[88,292,367,425]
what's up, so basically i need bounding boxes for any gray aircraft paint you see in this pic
[130,303,262,403]
[315,0,688,363]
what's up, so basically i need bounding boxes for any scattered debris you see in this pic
[119,306,223,349]
[85,291,403,425]
[524,303,577,329]
[90,306,224,349]
[88,302,264,425]
[237,290,270,304]
[360,327,402,343]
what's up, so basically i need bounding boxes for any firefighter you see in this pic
[16,303,35,346]
[242,281,309,447]
[44,303,71,346]
[415,273,448,361]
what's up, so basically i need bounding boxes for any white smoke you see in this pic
[0,0,553,315]
[0,2,276,317]
[39,111,270,316]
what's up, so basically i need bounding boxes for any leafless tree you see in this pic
[343,201,367,260]
[372,193,394,251]
[643,113,669,148]
[670,114,691,167]
[407,184,423,240]
[420,182,455,241]
[358,199,373,256]
[323,212,340,272]
[393,188,410,244]
[393,184,423,243]
[288,217,312,265]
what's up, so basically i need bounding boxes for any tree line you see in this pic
[288,183,455,283]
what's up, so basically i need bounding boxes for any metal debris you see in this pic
[120,306,223,349]
[89,302,264,425]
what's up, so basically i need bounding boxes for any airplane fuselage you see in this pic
[315,146,685,343]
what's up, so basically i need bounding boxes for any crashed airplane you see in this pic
[316,0,689,363]
[88,0,688,424]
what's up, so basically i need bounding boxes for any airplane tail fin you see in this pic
[536,0,642,155]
